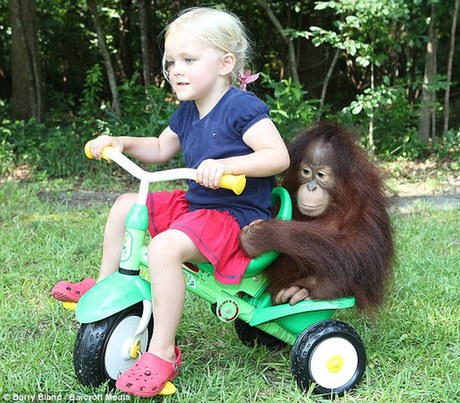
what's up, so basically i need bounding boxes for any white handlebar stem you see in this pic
[104,147,197,183]
[104,147,197,204]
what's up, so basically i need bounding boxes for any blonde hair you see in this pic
[162,7,252,86]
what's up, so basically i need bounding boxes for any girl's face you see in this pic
[165,29,231,108]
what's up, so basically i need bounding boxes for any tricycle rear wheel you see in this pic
[73,302,153,387]
[290,320,366,397]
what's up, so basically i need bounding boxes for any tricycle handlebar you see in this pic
[85,141,246,195]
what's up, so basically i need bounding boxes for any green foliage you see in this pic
[77,67,177,139]
[311,0,410,68]
[0,118,43,175]
[0,116,91,178]
[108,74,177,138]
[80,64,104,117]
[261,74,318,142]
[296,0,438,160]
[2,0,459,171]
[36,0,101,95]
[0,101,14,175]
[341,82,424,159]
[0,68,178,179]
[0,133,15,177]
[433,129,460,163]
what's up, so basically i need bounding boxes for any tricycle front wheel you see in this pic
[290,320,366,397]
[73,302,153,387]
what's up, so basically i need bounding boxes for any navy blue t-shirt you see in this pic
[169,86,275,228]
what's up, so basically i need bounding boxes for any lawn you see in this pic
[0,180,458,402]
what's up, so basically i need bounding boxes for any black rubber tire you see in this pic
[234,318,286,351]
[73,302,153,387]
[290,320,366,397]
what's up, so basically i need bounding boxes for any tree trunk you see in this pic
[418,3,438,144]
[256,0,300,83]
[368,63,375,154]
[115,0,132,81]
[9,0,44,121]
[139,0,153,86]
[87,0,122,116]
[443,0,459,134]
[319,48,340,117]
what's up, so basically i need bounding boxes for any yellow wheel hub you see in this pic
[327,355,344,373]
[129,339,142,359]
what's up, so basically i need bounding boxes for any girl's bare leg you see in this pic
[147,229,206,362]
[98,193,138,280]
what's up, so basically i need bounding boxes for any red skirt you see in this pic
[146,189,251,284]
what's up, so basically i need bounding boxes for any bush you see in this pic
[0,127,15,176]
[340,83,424,159]
[0,116,92,178]
[2,72,455,180]
[0,71,178,179]
[433,128,460,163]
[261,74,319,142]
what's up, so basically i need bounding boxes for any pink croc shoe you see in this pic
[116,347,181,398]
[51,277,96,303]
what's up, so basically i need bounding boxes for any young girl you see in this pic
[52,7,289,397]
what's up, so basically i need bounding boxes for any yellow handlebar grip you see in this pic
[84,141,113,162]
[219,174,246,195]
[101,146,114,162]
[84,141,94,159]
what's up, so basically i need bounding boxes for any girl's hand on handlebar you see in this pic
[89,135,124,160]
[196,159,233,189]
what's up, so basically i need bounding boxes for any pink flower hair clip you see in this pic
[239,70,260,90]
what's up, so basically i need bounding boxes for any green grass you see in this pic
[0,181,459,402]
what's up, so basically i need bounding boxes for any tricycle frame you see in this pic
[72,144,365,397]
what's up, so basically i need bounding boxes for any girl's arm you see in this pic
[88,127,181,164]
[197,118,290,188]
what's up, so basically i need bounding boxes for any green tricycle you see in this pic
[70,143,366,397]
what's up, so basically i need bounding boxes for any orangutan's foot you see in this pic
[274,286,311,305]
